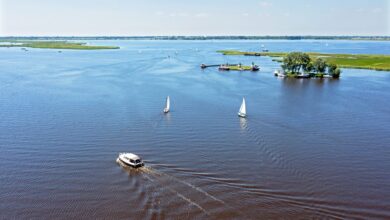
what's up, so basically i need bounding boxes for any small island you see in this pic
[217,50,390,71]
[0,40,120,50]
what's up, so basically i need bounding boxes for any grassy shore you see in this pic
[217,50,390,71]
[0,41,119,50]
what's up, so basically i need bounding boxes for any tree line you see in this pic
[281,52,341,78]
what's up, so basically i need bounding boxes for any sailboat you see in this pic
[238,98,247,118]
[164,96,170,113]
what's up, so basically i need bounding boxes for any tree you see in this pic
[313,58,327,73]
[328,63,337,75]
[332,68,341,78]
[282,52,311,74]
[304,62,314,73]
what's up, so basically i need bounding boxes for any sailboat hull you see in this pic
[164,108,169,113]
[238,112,247,118]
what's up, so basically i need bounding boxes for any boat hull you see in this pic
[163,108,169,113]
[238,112,247,118]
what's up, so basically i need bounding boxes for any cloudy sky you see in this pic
[0,0,389,36]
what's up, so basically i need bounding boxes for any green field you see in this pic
[217,50,390,71]
[0,41,119,50]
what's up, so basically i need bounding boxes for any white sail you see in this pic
[239,98,246,115]
[166,96,170,110]
[164,96,170,113]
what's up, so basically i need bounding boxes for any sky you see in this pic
[0,0,389,36]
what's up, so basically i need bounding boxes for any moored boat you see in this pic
[251,62,260,71]
[218,65,230,71]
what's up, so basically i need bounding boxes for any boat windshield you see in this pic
[135,159,141,163]
[130,159,135,163]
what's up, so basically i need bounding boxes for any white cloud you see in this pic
[195,13,209,18]
[178,12,189,17]
[259,1,272,8]
[242,13,249,17]
[371,8,382,13]
[155,11,164,16]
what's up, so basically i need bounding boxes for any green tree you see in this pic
[304,62,314,73]
[282,52,311,74]
[332,68,341,78]
[328,63,337,75]
[313,58,327,73]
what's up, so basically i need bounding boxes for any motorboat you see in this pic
[117,153,144,168]
[251,64,260,71]
[218,65,230,71]
[164,96,170,113]
[274,69,286,78]
[238,98,247,118]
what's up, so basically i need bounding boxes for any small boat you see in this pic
[238,98,247,118]
[274,69,286,78]
[251,64,260,71]
[296,73,310,78]
[218,65,230,71]
[164,96,170,113]
[117,153,144,168]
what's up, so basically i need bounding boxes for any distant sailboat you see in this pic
[164,96,170,113]
[238,98,247,118]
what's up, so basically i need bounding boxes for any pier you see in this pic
[201,63,260,71]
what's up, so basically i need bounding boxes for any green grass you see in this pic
[217,50,390,71]
[0,40,119,50]
[227,65,253,71]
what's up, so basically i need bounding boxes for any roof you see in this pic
[121,153,141,160]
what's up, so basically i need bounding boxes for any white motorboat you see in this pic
[117,153,144,168]
[164,96,170,113]
[238,98,247,118]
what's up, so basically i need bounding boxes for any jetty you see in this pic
[201,63,260,71]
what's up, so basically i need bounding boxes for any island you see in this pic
[217,50,390,71]
[0,40,120,50]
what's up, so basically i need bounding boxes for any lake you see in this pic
[0,40,389,219]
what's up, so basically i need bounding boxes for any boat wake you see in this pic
[116,159,247,218]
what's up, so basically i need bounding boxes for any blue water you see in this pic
[0,40,389,219]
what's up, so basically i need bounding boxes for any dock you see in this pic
[201,64,239,69]
[201,63,260,71]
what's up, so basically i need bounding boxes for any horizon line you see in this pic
[1,35,389,38]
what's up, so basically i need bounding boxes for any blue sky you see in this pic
[1,0,389,36]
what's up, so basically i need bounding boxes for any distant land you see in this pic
[0,36,389,41]
[0,41,119,50]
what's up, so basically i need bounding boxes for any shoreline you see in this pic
[0,40,120,50]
